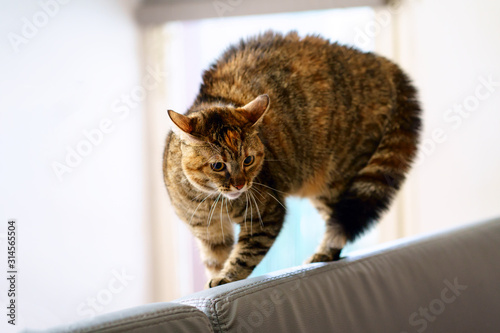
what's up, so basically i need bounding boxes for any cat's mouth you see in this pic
[221,183,251,200]
[223,191,243,200]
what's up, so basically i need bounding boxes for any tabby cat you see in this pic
[163,31,421,288]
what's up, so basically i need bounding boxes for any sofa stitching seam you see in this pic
[71,307,209,333]
[94,314,213,333]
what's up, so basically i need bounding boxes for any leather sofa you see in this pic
[33,217,500,332]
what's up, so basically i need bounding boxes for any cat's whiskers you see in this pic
[249,187,265,202]
[249,191,253,235]
[188,190,217,226]
[266,191,287,210]
[225,197,233,225]
[190,191,207,202]
[263,158,291,162]
[259,188,286,210]
[251,184,287,210]
[243,192,249,232]
[220,197,225,243]
[252,182,287,195]
[249,191,264,229]
[248,187,264,198]
[207,193,222,233]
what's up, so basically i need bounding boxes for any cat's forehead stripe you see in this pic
[224,130,240,153]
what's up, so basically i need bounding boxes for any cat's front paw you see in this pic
[206,276,230,289]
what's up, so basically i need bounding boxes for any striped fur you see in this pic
[163,31,421,288]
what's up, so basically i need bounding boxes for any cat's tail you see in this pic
[334,69,422,240]
[361,69,422,189]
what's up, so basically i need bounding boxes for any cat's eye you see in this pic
[211,162,226,172]
[243,156,255,166]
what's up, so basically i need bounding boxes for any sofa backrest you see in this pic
[27,302,214,333]
[31,218,500,333]
[177,218,500,333]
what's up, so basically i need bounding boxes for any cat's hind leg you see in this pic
[307,138,417,263]
[307,70,421,263]
[306,197,346,263]
[306,168,399,264]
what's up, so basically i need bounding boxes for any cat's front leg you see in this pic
[196,237,234,278]
[191,222,234,280]
[207,200,286,288]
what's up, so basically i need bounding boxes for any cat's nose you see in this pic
[234,183,245,190]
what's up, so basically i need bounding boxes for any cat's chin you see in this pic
[223,191,243,200]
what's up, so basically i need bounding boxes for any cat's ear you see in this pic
[239,94,270,127]
[167,110,205,144]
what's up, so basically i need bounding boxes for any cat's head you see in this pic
[168,95,270,200]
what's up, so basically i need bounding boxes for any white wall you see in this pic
[0,1,151,331]
[393,0,500,235]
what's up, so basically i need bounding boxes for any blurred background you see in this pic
[1,0,499,331]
